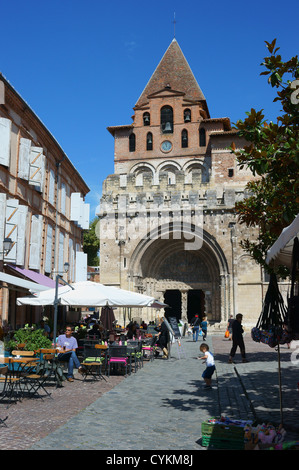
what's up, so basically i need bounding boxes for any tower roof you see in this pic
[135,39,206,108]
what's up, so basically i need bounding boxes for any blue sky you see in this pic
[1,0,298,219]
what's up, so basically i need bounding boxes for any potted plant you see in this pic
[5,325,52,353]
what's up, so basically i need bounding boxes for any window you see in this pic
[199,128,206,147]
[184,109,191,123]
[129,133,136,152]
[181,129,188,148]
[161,106,173,133]
[228,168,234,177]
[146,132,153,151]
[143,112,150,126]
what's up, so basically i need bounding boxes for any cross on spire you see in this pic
[173,12,176,38]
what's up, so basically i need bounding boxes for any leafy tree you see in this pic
[83,217,100,266]
[231,39,299,277]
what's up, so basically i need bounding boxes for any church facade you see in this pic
[98,39,263,327]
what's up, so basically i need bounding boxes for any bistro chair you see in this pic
[22,362,53,400]
[142,338,155,362]
[37,349,65,387]
[81,344,106,381]
[0,362,22,404]
[127,341,143,372]
[95,344,108,376]
[107,345,130,377]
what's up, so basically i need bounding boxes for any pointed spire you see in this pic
[135,40,206,108]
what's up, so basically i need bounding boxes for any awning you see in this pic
[266,214,299,270]
[7,265,56,288]
[0,272,52,293]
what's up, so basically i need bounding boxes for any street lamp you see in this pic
[1,237,13,256]
[52,262,73,346]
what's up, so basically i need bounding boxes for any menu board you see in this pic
[167,317,181,338]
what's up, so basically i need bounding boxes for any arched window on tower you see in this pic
[129,133,136,152]
[161,105,173,133]
[146,132,153,151]
[143,112,150,126]
[184,108,191,123]
[181,129,188,148]
[199,128,206,147]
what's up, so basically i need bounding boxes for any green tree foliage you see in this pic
[83,217,100,266]
[231,39,299,277]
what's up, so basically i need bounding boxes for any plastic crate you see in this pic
[202,435,244,450]
[201,421,245,439]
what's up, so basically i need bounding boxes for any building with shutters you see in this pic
[0,73,90,329]
[97,39,267,327]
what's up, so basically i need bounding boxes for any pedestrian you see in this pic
[56,325,85,381]
[198,343,215,389]
[153,317,169,358]
[227,315,234,340]
[190,314,201,342]
[228,313,248,363]
[200,316,208,341]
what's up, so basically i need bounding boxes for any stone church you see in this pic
[97,39,263,327]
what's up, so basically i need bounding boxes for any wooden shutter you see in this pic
[75,251,87,282]
[70,192,82,221]
[68,238,74,281]
[0,117,11,167]
[29,146,45,192]
[4,199,19,263]
[16,205,28,266]
[29,214,43,269]
[58,231,65,273]
[0,193,6,261]
[60,182,66,215]
[48,168,55,205]
[45,224,53,273]
[80,202,90,229]
[18,138,31,180]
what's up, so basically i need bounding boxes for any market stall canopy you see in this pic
[266,214,299,270]
[16,281,167,308]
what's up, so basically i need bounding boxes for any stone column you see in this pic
[180,290,188,323]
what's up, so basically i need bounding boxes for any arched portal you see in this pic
[129,223,230,323]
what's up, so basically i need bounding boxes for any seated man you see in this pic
[56,325,85,382]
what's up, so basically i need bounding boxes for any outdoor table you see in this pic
[37,349,66,387]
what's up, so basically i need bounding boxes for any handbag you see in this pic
[224,329,230,339]
[251,327,261,343]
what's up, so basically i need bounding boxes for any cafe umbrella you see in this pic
[17,281,167,347]
[100,306,116,331]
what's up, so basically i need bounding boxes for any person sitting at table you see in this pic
[56,325,85,382]
[87,323,101,338]
[126,321,137,339]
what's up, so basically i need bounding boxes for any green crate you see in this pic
[202,435,244,450]
[201,421,245,439]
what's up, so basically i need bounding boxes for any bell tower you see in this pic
[99,39,262,327]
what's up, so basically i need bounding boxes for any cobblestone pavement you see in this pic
[0,333,299,450]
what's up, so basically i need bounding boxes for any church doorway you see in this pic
[163,289,181,321]
[187,290,205,322]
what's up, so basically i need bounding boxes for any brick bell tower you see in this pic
[98,39,262,327]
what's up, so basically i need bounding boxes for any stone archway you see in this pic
[129,224,230,323]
